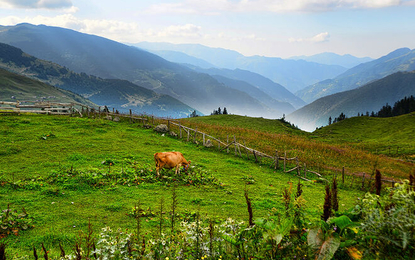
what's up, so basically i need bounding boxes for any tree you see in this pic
[223,107,228,115]
[333,113,346,123]
[328,116,332,125]
[189,110,198,118]
[217,107,221,115]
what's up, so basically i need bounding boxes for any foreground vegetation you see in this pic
[0,113,414,258]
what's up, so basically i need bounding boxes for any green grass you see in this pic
[313,112,415,159]
[0,113,366,257]
[3,112,414,257]
[182,114,414,179]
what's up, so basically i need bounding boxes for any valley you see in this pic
[0,22,414,259]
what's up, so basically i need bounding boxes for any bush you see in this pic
[355,181,415,258]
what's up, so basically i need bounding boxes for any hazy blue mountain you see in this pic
[134,41,244,69]
[147,50,216,69]
[297,48,415,103]
[0,23,280,117]
[289,52,373,68]
[187,66,306,110]
[287,71,415,132]
[132,42,347,93]
[0,42,196,117]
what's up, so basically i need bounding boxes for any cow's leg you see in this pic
[175,163,182,174]
[156,161,164,177]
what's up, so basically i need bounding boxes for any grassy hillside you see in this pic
[0,68,96,106]
[313,112,415,160]
[0,113,366,256]
[182,114,414,178]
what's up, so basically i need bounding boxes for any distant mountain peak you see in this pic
[289,52,373,68]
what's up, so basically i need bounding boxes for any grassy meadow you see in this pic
[0,112,413,257]
[182,114,414,179]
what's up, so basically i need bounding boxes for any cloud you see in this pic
[155,24,202,38]
[144,0,408,15]
[0,14,205,43]
[0,0,75,10]
[145,0,231,15]
[289,32,330,43]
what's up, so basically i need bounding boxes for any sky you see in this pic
[1,0,415,59]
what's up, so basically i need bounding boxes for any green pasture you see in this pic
[0,113,365,256]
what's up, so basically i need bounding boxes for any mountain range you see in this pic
[289,52,373,68]
[0,23,295,117]
[1,22,414,133]
[296,48,415,103]
[133,41,348,93]
[287,71,415,131]
[0,42,195,117]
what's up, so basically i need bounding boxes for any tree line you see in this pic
[329,95,415,125]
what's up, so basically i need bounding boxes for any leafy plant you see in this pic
[0,205,34,238]
[355,181,415,258]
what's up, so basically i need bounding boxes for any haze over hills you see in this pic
[287,71,415,131]
[297,48,415,103]
[185,66,306,110]
[0,42,196,117]
[0,23,288,118]
[133,41,348,93]
[289,52,373,68]
[149,50,216,69]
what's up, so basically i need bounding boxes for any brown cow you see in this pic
[154,152,191,176]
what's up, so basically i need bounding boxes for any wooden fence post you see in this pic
[227,134,229,153]
[253,151,258,163]
[245,140,249,159]
[179,121,182,139]
[168,120,170,130]
[194,127,197,143]
[187,130,190,142]
[296,157,300,175]
[234,135,237,156]
[218,138,221,149]
[284,151,286,172]
[152,116,154,127]
[275,150,279,169]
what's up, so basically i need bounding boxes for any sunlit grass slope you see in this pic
[182,114,414,178]
[313,112,415,159]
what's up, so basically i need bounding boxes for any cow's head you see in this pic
[183,160,191,171]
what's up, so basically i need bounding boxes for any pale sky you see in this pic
[1,0,415,59]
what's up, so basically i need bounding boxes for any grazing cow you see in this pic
[154,152,191,176]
